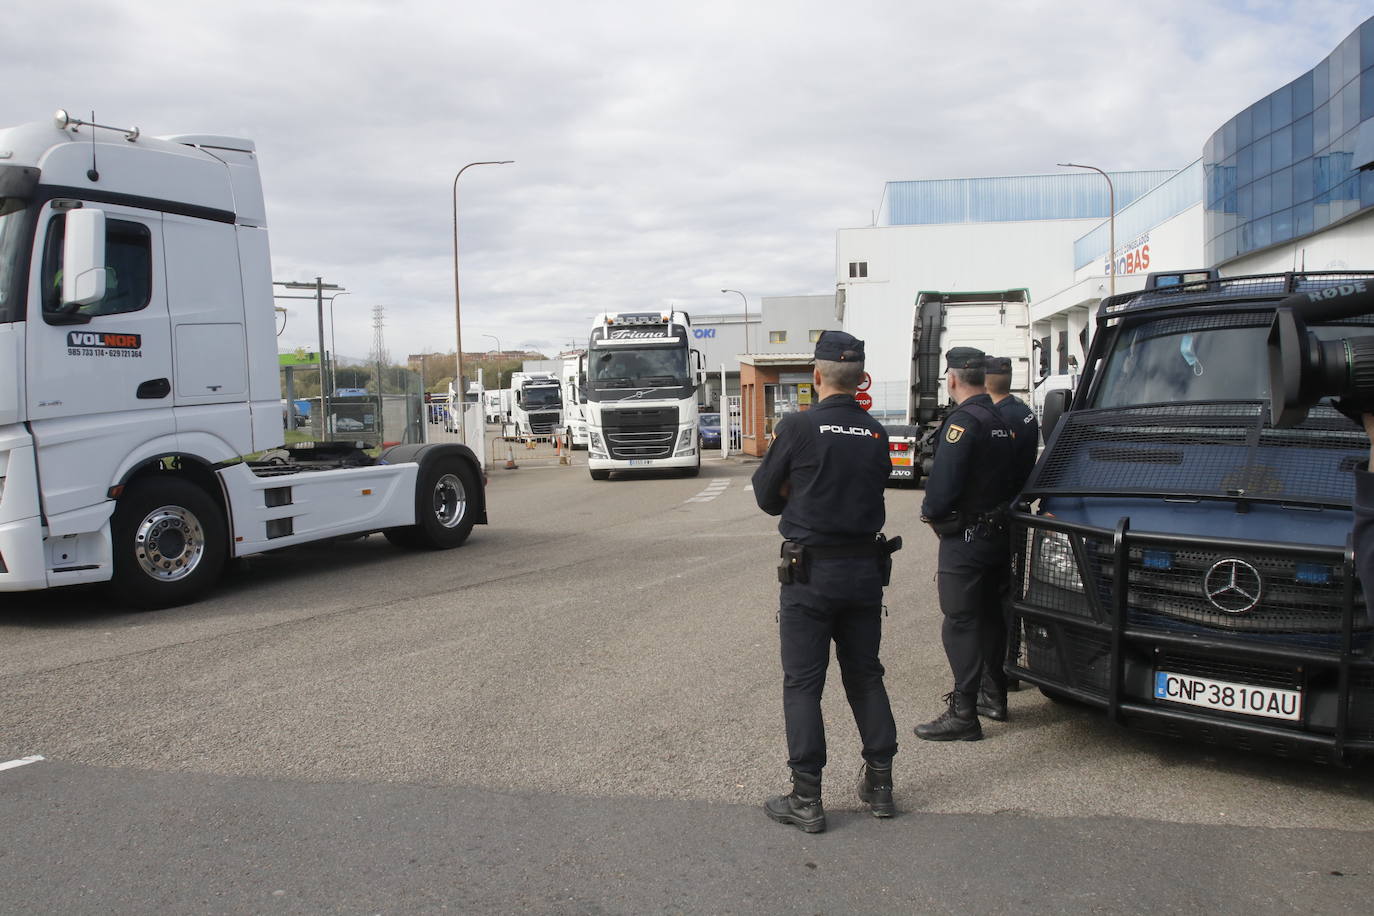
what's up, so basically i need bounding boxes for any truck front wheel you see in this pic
[110,477,228,609]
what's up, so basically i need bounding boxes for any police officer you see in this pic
[984,355,1040,705]
[752,330,901,832]
[985,356,1038,492]
[916,347,1018,741]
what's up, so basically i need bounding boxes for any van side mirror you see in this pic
[1041,388,1071,445]
[62,207,107,307]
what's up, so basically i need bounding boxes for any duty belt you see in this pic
[800,539,887,559]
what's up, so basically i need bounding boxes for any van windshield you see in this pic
[1091,311,1371,409]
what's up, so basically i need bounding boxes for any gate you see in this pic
[723,395,743,457]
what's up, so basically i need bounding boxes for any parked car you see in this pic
[698,412,721,449]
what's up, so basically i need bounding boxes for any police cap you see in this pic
[945,346,985,370]
[985,355,1012,374]
[815,330,865,362]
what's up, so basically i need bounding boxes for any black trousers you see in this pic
[937,533,1011,698]
[779,555,898,775]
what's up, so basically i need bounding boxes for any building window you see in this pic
[808,329,823,342]
[848,261,868,278]
[769,330,787,344]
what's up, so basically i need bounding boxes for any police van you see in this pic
[1010,269,1374,764]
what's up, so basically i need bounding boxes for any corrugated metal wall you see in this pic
[880,171,1178,227]
[1073,160,1204,269]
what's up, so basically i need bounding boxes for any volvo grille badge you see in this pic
[1203,559,1263,614]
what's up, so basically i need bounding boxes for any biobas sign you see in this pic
[1104,234,1151,277]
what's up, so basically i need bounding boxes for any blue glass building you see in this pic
[1204,17,1374,266]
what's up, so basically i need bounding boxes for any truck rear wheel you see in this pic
[392,456,478,549]
[110,477,227,609]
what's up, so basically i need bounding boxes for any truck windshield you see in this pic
[1091,311,1371,408]
[590,346,688,387]
[523,387,562,408]
[0,199,26,323]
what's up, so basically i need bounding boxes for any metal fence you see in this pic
[280,364,428,448]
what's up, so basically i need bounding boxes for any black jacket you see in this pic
[920,393,1018,520]
[752,394,890,545]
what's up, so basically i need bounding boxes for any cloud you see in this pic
[2,0,1369,361]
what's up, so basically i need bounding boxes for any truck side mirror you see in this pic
[1041,388,1071,445]
[62,207,107,308]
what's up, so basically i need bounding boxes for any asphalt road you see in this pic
[3,451,1373,913]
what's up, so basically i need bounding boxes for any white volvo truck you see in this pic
[0,112,487,608]
[583,310,704,480]
[506,371,562,437]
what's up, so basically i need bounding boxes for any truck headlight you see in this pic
[589,431,608,459]
[673,428,695,457]
[1031,529,1083,592]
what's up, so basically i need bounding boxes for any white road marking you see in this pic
[685,479,731,504]
[0,755,44,772]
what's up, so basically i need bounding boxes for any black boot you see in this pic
[915,691,983,741]
[977,672,1009,722]
[856,761,894,818]
[764,769,826,833]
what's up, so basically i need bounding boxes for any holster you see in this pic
[778,541,809,584]
[877,533,903,586]
[925,513,966,538]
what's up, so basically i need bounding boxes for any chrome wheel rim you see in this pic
[433,473,467,528]
[134,505,206,582]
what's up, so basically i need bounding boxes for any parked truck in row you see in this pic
[561,352,588,448]
[583,310,704,479]
[885,289,1033,486]
[1012,268,1374,763]
[0,112,487,608]
[505,371,562,437]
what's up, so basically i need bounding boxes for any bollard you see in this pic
[504,444,518,469]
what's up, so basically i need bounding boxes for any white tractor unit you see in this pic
[0,112,487,608]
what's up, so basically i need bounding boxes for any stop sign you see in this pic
[855,391,873,411]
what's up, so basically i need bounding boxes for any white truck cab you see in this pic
[0,112,487,607]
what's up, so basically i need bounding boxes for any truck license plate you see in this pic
[628,459,654,466]
[1154,670,1301,721]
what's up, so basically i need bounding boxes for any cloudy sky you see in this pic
[5,1,1369,364]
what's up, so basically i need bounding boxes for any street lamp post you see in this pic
[721,288,750,354]
[453,160,514,442]
[326,290,351,401]
[482,333,503,390]
[1058,162,1116,298]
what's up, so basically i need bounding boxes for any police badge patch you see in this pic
[946,424,965,443]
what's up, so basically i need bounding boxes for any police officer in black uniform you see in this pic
[986,356,1038,492]
[982,356,1040,711]
[752,330,901,832]
[916,347,1018,741]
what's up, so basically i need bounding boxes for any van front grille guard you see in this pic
[1009,509,1374,763]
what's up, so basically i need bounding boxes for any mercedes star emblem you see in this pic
[1203,559,1263,614]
